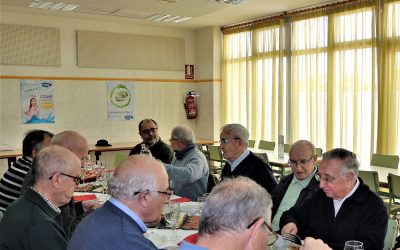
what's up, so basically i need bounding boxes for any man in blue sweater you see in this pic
[68,155,171,250]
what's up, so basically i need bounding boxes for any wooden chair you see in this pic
[358,170,380,193]
[258,140,275,151]
[371,154,399,169]
[247,139,255,148]
[388,173,400,217]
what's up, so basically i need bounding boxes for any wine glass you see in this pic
[344,240,364,250]
[163,201,180,242]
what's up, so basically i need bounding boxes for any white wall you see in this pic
[0,11,223,172]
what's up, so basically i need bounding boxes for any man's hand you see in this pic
[300,237,332,250]
[82,200,101,212]
[281,222,298,235]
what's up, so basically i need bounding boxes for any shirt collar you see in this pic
[229,149,250,171]
[31,187,61,213]
[292,167,317,187]
[109,197,148,233]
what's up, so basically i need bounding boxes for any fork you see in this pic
[282,233,303,245]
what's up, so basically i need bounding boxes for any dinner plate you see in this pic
[145,231,169,248]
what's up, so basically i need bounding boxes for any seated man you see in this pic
[68,155,171,250]
[0,145,81,249]
[271,140,320,231]
[129,118,174,164]
[22,130,99,238]
[280,148,388,250]
[0,129,53,212]
[219,123,277,193]
[179,177,331,250]
[164,125,208,200]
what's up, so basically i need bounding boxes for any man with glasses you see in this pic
[68,155,170,250]
[164,125,208,200]
[129,118,174,164]
[0,145,81,249]
[280,148,388,250]
[179,177,331,250]
[219,123,277,193]
[271,140,320,232]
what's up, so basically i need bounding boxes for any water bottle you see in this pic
[140,144,152,156]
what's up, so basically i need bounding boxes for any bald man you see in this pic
[68,155,171,250]
[0,145,81,249]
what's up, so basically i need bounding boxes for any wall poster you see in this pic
[20,80,55,124]
[107,81,134,121]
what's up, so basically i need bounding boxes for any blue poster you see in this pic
[20,80,55,124]
[107,81,134,121]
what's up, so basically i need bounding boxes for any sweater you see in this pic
[129,138,174,164]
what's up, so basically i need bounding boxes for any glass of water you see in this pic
[344,240,364,250]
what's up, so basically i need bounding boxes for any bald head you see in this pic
[288,140,317,180]
[51,130,89,165]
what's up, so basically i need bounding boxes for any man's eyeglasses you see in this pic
[247,218,278,246]
[133,189,173,197]
[219,138,240,144]
[315,173,343,183]
[49,173,82,185]
[288,156,314,167]
[140,128,158,135]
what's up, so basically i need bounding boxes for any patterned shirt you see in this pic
[0,156,32,212]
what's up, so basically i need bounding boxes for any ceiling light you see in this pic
[208,0,248,5]
[146,14,192,23]
[28,1,79,12]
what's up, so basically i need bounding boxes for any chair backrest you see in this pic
[284,144,291,153]
[358,170,379,193]
[258,140,275,151]
[384,218,399,250]
[387,173,400,216]
[316,148,323,157]
[196,143,204,153]
[113,152,127,168]
[371,154,399,169]
[247,139,255,148]
[253,152,270,164]
[207,145,224,163]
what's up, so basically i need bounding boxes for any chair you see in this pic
[384,218,399,250]
[387,173,400,217]
[207,145,225,173]
[113,152,127,168]
[258,140,275,151]
[358,170,379,193]
[316,148,323,157]
[284,144,291,153]
[254,152,269,164]
[371,154,399,169]
[247,139,255,148]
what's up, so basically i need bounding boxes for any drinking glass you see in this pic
[163,201,180,241]
[344,240,364,250]
[197,193,209,216]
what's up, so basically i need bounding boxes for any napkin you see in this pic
[171,197,191,203]
[179,233,199,245]
[74,194,97,201]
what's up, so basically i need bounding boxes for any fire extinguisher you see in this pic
[184,91,199,119]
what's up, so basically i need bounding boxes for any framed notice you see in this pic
[107,81,134,121]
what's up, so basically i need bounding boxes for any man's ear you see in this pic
[49,173,62,188]
[137,191,149,208]
[244,218,265,249]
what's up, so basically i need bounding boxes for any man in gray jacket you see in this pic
[164,125,209,200]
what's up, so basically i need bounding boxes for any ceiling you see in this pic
[0,0,339,30]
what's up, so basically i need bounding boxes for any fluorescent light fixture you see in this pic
[28,1,79,12]
[146,14,192,23]
[208,0,248,5]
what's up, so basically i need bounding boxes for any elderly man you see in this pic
[0,129,53,212]
[280,148,388,250]
[68,155,171,250]
[0,145,81,249]
[164,125,208,200]
[129,118,174,164]
[271,140,320,231]
[179,177,331,250]
[22,130,98,238]
[219,123,277,193]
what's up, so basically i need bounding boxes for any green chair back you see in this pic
[113,153,127,168]
[316,148,323,157]
[207,145,225,172]
[284,144,291,153]
[253,152,269,164]
[258,140,275,151]
[247,140,255,148]
[384,218,399,250]
[388,173,400,216]
[358,170,379,193]
[371,154,399,169]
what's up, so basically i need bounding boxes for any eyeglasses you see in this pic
[219,138,240,144]
[247,218,278,246]
[49,172,82,185]
[140,128,158,135]
[288,156,314,167]
[133,189,173,197]
[315,173,343,183]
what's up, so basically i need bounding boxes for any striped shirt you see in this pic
[0,156,32,212]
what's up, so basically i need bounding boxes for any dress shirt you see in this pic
[333,178,359,217]
[109,197,147,232]
[228,149,250,172]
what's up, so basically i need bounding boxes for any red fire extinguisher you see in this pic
[184,91,199,119]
